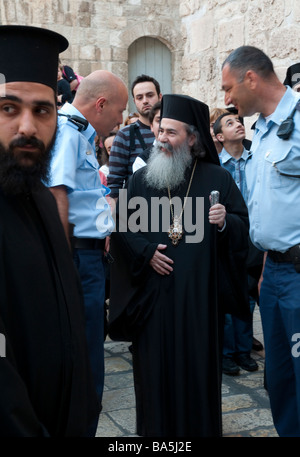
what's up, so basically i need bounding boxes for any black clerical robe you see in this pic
[0,187,99,437]
[109,159,249,437]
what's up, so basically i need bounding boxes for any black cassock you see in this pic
[0,187,99,436]
[109,159,249,437]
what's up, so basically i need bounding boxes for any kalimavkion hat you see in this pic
[283,63,300,88]
[0,25,68,91]
[160,94,219,165]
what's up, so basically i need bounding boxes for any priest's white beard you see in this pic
[145,140,192,191]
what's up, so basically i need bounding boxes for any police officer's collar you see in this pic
[59,103,95,142]
[257,86,300,130]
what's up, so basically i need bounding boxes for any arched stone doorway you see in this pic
[128,36,172,113]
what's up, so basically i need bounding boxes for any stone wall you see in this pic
[0,0,183,91]
[181,0,300,111]
[1,0,300,117]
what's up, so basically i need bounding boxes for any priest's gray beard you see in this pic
[145,140,192,191]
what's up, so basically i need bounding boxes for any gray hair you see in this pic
[185,124,206,159]
[222,45,274,83]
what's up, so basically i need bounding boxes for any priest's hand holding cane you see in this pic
[209,190,226,230]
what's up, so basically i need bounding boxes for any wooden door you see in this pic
[128,37,172,114]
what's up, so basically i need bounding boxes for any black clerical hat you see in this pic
[283,63,300,88]
[0,25,68,91]
[160,94,219,165]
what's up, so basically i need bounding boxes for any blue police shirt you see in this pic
[219,147,249,204]
[49,103,114,239]
[245,86,300,252]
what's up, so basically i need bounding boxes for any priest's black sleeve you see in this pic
[0,318,49,436]
[109,173,161,341]
[113,173,158,282]
[216,170,250,319]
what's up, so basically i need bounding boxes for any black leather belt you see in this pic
[268,244,300,264]
[268,250,293,263]
[72,237,105,250]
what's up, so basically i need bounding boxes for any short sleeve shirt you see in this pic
[48,103,114,239]
[245,86,300,252]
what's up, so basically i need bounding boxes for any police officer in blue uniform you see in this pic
[49,70,128,435]
[222,46,300,437]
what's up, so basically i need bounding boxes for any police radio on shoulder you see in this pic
[58,113,88,132]
[277,100,300,140]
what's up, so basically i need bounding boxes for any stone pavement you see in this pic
[96,305,278,438]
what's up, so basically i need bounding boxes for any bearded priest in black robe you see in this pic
[109,94,250,437]
[0,26,99,436]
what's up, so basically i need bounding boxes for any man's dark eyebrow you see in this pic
[0,94,22,103]
[225,116,239,125]
[32,100,55,108]
[0,94,55,108]
[135,91,155,97]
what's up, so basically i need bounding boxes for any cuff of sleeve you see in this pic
[218,220,226,232]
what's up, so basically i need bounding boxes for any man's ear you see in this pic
[244,70,258,90]
[188,133,196,147]
[96,96,106,112]
[215,132,224,143]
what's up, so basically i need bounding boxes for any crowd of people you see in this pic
[0,23,300,439]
